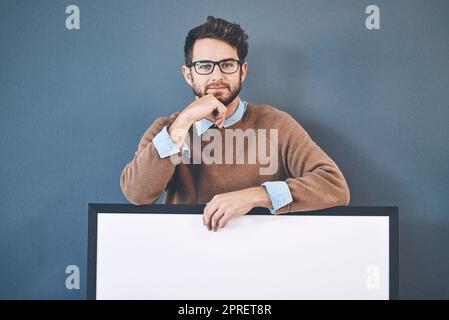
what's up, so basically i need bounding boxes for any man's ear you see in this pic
[241,62,248,83]
[181,65,193,86]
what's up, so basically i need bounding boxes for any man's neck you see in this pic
[225,96,240,120]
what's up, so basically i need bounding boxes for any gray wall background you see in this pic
[1,0,448,299]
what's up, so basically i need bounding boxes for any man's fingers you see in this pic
[216,104,227,122]
[200,94,227,126]
[214,110,226,128]
[218,214,230,229]
[203,201,218,229]
[211,209,225,232]
[215,118,224,128]
[208,95,226,116]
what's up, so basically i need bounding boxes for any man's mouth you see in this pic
[207,87,228,92]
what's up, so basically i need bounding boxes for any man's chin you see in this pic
[208,93,232,106]
[218,97,235,106]
[207,91,228,99]
[198,90,239,106]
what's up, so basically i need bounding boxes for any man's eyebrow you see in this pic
[193,58,238,62]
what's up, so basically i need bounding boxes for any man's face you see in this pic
[182,38,248,106]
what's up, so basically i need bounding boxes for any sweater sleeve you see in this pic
[120,112,182,205]
[275,113,350,214]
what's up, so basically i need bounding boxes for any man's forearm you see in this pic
[168,113,193,148]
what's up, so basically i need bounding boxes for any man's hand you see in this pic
[203,186,273,231]
[168,94,227,147]
[182,94,227,126]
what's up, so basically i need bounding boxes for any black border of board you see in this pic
[87,204,398,300]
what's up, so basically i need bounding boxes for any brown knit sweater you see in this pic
[120,103,350,214]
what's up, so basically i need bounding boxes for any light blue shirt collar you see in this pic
[194,98,247,136]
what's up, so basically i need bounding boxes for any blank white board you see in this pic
[93,212,391,300]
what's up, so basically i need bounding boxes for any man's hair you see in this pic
[184,16,249,67]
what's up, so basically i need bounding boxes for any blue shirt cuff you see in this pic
[153,126,190,158]
[262,181,293,214]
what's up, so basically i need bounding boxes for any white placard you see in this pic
[95,213,389,300]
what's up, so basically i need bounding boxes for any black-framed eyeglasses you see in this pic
[189,58,241,75]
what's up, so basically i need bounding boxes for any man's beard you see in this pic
[191,73,242,107]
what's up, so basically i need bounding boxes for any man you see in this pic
[120,16,350,232]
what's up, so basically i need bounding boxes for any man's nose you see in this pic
[210,64,224,81]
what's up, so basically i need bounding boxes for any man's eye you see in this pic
[222,63,232,68]
[198,64,212,70]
